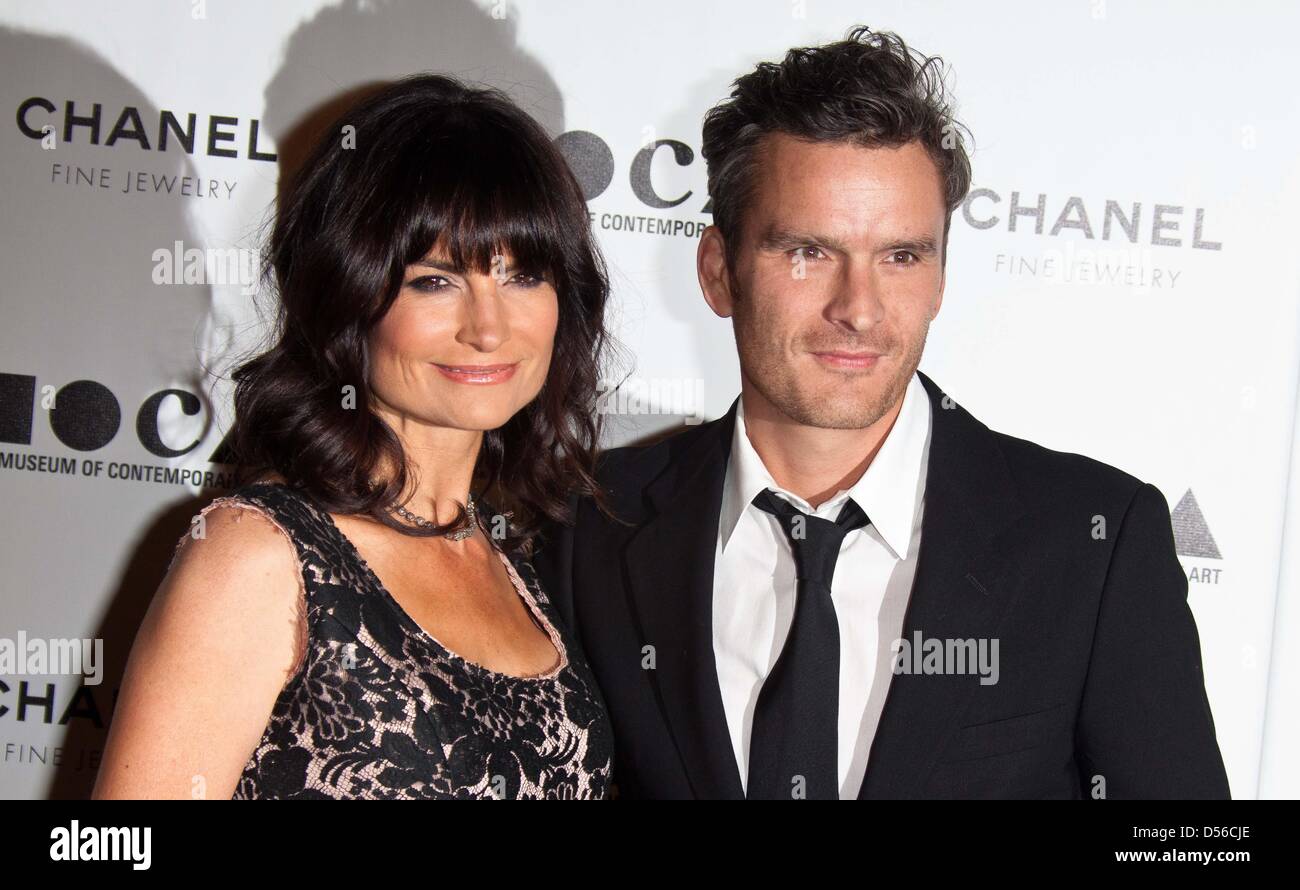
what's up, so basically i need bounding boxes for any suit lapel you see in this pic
[622,398,746,800]
[620,372,1033,800]
[858,370,1032,798]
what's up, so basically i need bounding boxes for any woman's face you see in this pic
[367,243,559,434]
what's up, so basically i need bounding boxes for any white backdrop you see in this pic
[1,0,1296,799]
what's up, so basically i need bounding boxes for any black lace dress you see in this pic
[172,481,613,799]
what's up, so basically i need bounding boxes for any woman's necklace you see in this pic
[392,494,477,541]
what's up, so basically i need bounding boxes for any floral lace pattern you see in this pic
[180,481,613,799]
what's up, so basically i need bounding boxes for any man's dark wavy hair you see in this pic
[227,73,612,552]
[702,25,973,267]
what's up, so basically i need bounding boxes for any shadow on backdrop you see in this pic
[25,0,571,798]
[0,24,213,800]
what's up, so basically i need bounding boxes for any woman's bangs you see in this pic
[400,133,568,284]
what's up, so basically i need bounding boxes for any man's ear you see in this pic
[697,225,736,318]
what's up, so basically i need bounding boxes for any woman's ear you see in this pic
[697,225,736,318]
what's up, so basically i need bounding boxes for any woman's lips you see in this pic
[432,362,519,384]
[811,351,882,370]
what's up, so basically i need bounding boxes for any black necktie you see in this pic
[746,488,871,800]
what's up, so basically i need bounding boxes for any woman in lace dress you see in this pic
[92,74,617,799]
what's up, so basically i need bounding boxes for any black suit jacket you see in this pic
[532,370,1230,799]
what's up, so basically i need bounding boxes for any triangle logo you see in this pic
[1171,489,1222,560]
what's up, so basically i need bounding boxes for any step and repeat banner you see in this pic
[0,0,1297,799]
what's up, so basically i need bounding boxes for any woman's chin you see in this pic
[436,401,526,433]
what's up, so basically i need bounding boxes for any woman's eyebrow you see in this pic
[411,258,463,273]
[411,256,531,275]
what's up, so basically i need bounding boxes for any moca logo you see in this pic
[554,130,711,214]
[0,372,224,460]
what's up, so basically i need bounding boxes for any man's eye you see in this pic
[887,250,919,264]
[792,246,826,260]
[408,275,450,292]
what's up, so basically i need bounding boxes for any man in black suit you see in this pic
[533,26,1230,799]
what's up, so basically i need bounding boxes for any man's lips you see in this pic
[432,361,519,383]
[811,351,883,369]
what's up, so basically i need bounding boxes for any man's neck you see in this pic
[739,384,905,509]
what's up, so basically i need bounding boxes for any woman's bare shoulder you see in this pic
[92,488,306,799]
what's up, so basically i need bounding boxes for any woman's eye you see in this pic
[408,275,450,292]
[508,272,544,288]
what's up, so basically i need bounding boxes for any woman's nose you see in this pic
[456,275,510,352]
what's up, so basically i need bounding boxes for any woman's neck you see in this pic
[372,404,483,524]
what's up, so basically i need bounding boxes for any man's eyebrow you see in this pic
[756,228,851,252]
[755,228,940,256]
[889,236,940,256]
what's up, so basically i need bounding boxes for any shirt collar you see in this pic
[718,370,932,560]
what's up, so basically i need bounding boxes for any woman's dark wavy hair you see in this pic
[228,73,612,552]
[702,24,973,269]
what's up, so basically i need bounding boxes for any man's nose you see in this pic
[825,258,885,331]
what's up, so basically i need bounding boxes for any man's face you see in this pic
[701,133,948,430]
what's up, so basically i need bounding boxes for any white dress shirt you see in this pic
[712,370,933,798]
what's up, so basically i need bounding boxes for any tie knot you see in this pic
[751,488,870,532]
[750,488,870,586]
